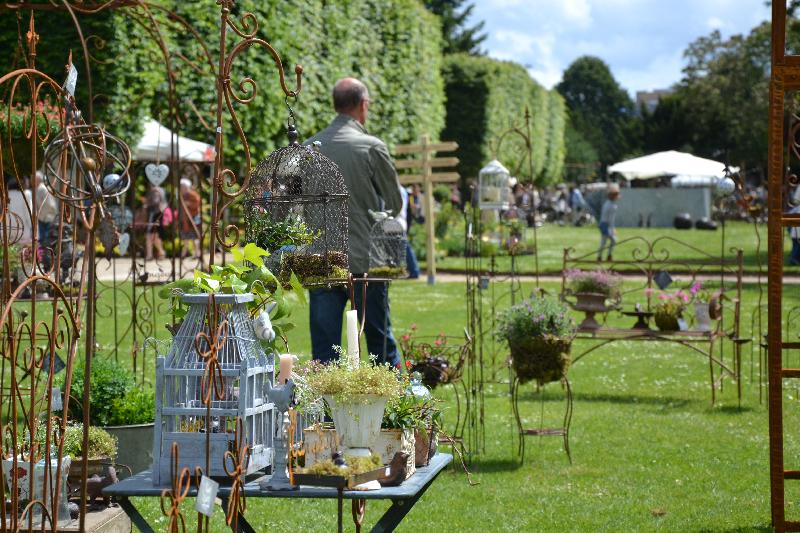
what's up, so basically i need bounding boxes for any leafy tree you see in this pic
[556,56,637,170]
[424,0,486,55]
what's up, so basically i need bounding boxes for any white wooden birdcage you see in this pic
[152,293,274,485]
[478,159,511,210]
[368,214,407,279]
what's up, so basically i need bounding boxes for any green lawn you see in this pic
[68,277,797,531]
[425,221,785,274]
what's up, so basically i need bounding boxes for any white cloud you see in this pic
[562,0,593,28]
[707,16,726,30]
[472,0,770,95]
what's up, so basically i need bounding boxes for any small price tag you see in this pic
[195,475,219,517]
[677,318,688,331]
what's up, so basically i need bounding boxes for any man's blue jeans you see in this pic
[310,281,400,367]
[405,241,420,279]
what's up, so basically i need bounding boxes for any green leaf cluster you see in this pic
[302,358,404,405]
[62,423,118,460]
[59,356,135,427]
[158,243,305,351]
[108,387,155,426]
[247,213,319,254]
[441,54,567,185]
[382,389,442,431]
[496,296,576,344]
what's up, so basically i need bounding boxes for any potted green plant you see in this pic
[302,356,403,458]
[497,296,576,385]
[565,269,622,330]
[382,378,443,468]
[63,423,118,486]
[653,290,690,331]
[247,213,348,285]
[103,387,156,477]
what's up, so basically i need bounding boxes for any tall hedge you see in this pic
[0,1,445,169]
[441,53,566,185]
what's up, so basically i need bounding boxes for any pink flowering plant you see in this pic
[565,269,622,298]
[653,290,690,317]
[496,296,576,344]
[400,325,455,388]
[689,281,712,303]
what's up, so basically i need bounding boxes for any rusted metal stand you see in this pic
[512,375,573,464]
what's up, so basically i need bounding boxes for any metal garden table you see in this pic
[104,453,452,532]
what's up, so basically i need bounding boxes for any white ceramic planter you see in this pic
[324,395,388,457]
[694,302,712,332]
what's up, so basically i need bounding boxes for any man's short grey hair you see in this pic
[333,79,369,112]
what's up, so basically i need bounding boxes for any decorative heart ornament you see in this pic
[145,163,170,187]
[118,232,130,256]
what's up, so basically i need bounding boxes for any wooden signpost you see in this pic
[394,135,459,284]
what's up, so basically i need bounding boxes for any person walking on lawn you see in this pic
[306,77,403,367]
[597,184,620,262]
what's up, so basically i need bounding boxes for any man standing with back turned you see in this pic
[306,77,402,367]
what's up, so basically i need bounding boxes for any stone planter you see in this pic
[104,423,154,478]
[324,395,388,457]
[303,426,416,479]
[694,302,712,332]
[573,292,609,330]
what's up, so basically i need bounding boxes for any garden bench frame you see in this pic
[560,235,745,406]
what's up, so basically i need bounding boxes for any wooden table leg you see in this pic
[352,499,366,533]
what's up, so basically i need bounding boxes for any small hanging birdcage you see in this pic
[478,159,511,210]
[152,293,274,484]
[368,212,407,279]
[245,125,348,286]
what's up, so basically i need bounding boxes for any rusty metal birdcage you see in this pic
[245,123,348,286]
[152,293,274,484]
[368,212,407,279]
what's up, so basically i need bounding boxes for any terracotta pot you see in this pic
[414,427,437,467]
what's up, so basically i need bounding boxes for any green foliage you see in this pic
[441,54,566,185]
[62,424,118,460]
[557,56,638,169]
[108,387,155,426]
[496,296,576,343]
[247,214,319,254]
[301,356,404,405]
[60,357,134,427]
[423,0,487,55]
[382,387,442,431]
[159,243,305,351]
[0,1,445,162]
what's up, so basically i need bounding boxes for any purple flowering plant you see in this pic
[653,290,689,317]
[689,281,712,303]
[496,296,576,344]
[565,269,622,297]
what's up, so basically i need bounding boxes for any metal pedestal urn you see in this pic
[324,395,388,457]
[573,292,608,330]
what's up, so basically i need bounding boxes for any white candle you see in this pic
[278,354,295,384]
[346,309,360,368]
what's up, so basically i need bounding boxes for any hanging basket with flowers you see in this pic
[496,296,576,385]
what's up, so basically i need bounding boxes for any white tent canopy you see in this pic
[134,119,215,163]
[608,150,737,181]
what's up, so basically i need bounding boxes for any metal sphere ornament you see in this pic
[715,175,736,197]
[42,124,132,209]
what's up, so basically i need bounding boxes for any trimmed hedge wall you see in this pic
[0,0,444,166]
[441,53,566,185]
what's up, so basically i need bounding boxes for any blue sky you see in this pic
[471,0,770,95]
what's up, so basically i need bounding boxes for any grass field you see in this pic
[425,220,788,275]
[64,275,800,531]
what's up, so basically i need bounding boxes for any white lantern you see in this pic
[478,159,511,210]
